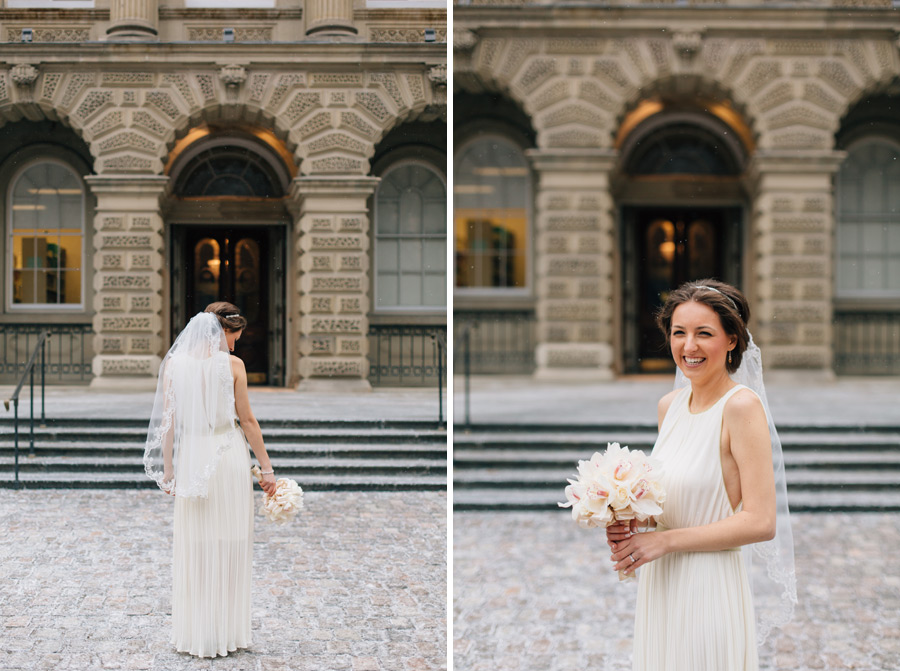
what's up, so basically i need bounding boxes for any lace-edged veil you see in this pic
[675,332,797,645]
[143,311,239,498]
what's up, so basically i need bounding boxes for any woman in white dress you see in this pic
[606,280,796,671]
[144,301,277,658]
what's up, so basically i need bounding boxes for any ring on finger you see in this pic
[629,553,636,564]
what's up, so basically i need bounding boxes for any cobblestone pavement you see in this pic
[0,490,447,671]
[454,512,900,671]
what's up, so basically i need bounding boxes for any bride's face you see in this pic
[225,329,243,352]
[670,300,736,381]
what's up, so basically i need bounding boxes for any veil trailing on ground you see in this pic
[675,332,797,645]
[143,312,239,498]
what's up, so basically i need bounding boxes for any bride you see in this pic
[606,280,796,671]
[144,301,277,658]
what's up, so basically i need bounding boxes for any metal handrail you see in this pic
[3,329,49,486]
[430,331,447,425]
[454,321,477,431]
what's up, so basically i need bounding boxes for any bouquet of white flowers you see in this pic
[559,442,666,579]
[251,465,303,524]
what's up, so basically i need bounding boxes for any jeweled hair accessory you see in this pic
[692,285,740,316]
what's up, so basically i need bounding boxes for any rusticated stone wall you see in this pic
[291,177,379,390]
[85,175,168,389]
[454,10,900,374]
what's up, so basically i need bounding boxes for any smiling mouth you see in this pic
[683,357,705,366]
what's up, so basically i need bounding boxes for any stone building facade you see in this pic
[454,1,900,379]
[0,0,447,390]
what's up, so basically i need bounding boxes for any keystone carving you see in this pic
[454,28,478,52]
[218,64,247,103]
[10,63,38,87]
[673,31,702,61]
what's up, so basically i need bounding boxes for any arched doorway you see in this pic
[166,126,293,385]
[616,102,751,372]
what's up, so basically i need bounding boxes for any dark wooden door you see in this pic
[635,208,724,371]
[185,227,270,384]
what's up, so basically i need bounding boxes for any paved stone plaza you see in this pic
[454,511,900,671]
[0,490,447,671]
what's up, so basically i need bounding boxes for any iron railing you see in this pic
[3,330,49,486]
[1,323,93,384]
[834,310,900,375]
[453,310,536,375]
[367,324,448,388]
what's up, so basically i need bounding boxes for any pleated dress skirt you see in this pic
[632,547,758,671]
[172,433,253,658]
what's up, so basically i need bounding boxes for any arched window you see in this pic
[8,160,85,308]
[454,136,530,292]
[374,161,446,309]
[836,139,900,296]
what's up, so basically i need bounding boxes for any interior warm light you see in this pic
[27,188,82,195]
[472,167,529,177]
[659,241,675,262]
[250,127,297,178]
[454,185,495,195]
[615,100,664,149]
[707,101,755,153]
[165,125,212,175]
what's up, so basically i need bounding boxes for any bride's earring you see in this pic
[728,350,732,365]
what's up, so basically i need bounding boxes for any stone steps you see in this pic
[453,424,900,512]
[0,418,447,490]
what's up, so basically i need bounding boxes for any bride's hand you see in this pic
[609,528,668,576]
[162,468,175,497]
[259,472,277,496]
[606,520,634,548]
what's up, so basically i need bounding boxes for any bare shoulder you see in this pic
[657,388,681,427]
[230,355,246,375]
[723,387,766,423]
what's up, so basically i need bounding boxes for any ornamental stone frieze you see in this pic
[456,34,898,152]
[0,66,440,177]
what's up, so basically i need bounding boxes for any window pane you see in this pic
[423,274,445,307]
[454,136,529,290]
[377,273,398,308]
[374,161,446,309]
[60,270,81,304]
[837,140,900,295]
[399,273,422,306]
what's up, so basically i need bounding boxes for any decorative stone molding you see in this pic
[428,64,447,106]
[5,27,90,42]
[673,31,702,61]
[454,28,477,51]
[187,26,273,42]
[290,176,380,392]
[369,27,447,43]
[9,64,38,88]
[85,175,169,390]
[218,64,247,103]
[528,149,617,381]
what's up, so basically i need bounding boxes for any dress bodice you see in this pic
[652,384,748,531]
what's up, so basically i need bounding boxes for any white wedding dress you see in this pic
[171,353,253,658]
[633,384,758,671]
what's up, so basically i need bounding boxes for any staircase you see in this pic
[454,423,900,512]
[0,418,447,490]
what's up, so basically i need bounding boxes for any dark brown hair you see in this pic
[655,279,750,374]
[204,302,247,333]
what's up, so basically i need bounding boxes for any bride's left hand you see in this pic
[609,528,668,576]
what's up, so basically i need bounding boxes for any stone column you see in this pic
[747,150,846,377]
[106,0,158,41]
[527,149,617,381]
[305,0,357,37]
[85,175,168,390]
[289,176,379,392]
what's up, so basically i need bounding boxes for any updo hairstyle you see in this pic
[204,301,248,333]
[655,279,750,374]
